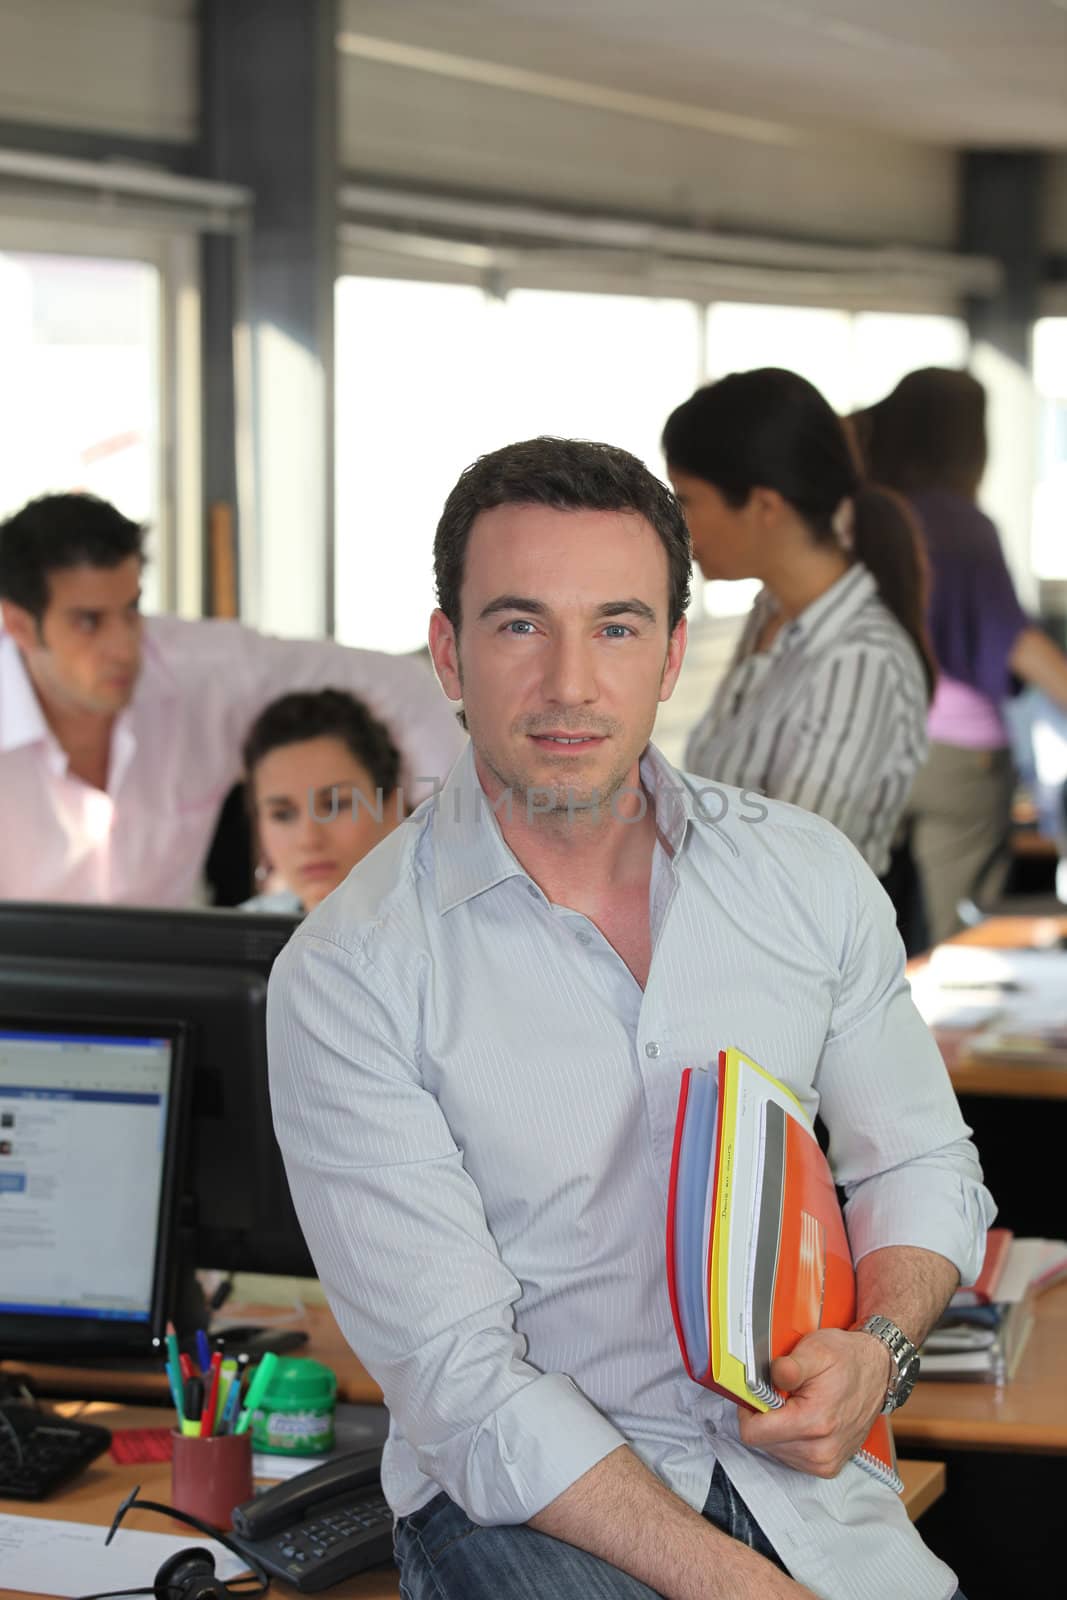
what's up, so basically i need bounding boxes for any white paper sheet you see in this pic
[0,1513,249,1597]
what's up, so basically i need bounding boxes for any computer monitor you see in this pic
[0,905,313,1281]
[0,1016,187,1360]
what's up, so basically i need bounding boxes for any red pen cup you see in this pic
[171,1429,253,1529]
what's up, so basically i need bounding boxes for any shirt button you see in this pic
[526,883,539,898]
[645,1041,661,1058]
[576,930,592,946]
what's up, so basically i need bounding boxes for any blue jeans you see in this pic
[394,1466,969,1598]
[395,1461,786,1598]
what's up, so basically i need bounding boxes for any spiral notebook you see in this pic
[666,1046,901,1492]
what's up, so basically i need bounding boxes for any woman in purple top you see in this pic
[856,368,1067,943]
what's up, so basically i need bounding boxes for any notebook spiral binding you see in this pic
[748,1378,782,1408]
[854,1446,904,1493]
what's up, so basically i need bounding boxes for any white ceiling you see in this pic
[341,0,1067,149]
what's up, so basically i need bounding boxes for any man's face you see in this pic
[429,505,686,815]
[2,558,144,716]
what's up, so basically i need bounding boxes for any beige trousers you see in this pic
[904,741,1016,947]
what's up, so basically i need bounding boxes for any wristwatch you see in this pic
[857,1315,920,1413]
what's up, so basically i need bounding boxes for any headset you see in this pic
[74,1484,272,1600]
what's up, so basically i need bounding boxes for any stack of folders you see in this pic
[666,1047,901,1493]
[920,1231,1067,1381]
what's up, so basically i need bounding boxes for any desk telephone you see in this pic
[229,1446,394,1593]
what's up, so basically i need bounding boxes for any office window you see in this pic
[850,313,969,409]
[1032,318,1067,581]
[334,283,981,641]
[705,302,854,412]
[335,278,700,653]
[0,252,162,610]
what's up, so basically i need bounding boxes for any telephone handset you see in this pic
[229,1447,393,1593]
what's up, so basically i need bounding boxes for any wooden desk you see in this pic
[942,1044,1067,1101]
[896,1459,945,1522]
[947,913,1067,950]
[911,915,1067,1100]
[0,1404,399,1600]
[0,1400,942,1600]
[895,1279,1067,1456]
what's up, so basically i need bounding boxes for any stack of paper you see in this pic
[909,945,1067,1039]
[921,1233,1067,1381]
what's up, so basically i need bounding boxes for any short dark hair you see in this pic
[242,689,401,799]
[0,493,146,620]
[434,437,691,632]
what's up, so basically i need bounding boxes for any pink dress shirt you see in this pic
[0,616,465,906]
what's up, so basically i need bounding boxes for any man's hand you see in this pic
[739,1328,891,1478]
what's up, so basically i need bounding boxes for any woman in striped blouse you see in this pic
[663,367,935,879]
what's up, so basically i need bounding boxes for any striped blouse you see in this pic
[685,565,928,877]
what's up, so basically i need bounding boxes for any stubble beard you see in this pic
[474,723,639,825]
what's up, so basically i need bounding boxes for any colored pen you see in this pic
[179,1352,195,1384]
[219,1373,242,1435]
[201,1352,224,1439]
[163,1323,184,1417]
[182,1376,204,1438]
[195,1328,212,1376]
[214,1359,239,1432]
[234,1352,278,1435]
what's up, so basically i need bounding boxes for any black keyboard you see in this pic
[0,1403,112,1499]
[229,1484,395,1594]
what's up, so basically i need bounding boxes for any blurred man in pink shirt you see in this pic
[0,493,465,906]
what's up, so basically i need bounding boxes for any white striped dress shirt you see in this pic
[267,740,992,1600]
[685,565,928,878]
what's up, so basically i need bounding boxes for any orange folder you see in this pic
[666,1046,900,1490]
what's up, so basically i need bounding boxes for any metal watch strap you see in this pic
[858,1314,919,1413]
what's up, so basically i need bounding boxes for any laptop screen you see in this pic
[0,1025,177,1324]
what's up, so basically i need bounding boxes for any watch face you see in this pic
[892,1351,920,1406]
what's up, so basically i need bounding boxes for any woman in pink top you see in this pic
[856,369,1067,943]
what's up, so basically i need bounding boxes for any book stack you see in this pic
[919,1231,1067,1382]
[666,1047,901,1492]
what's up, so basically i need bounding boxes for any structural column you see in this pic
[200,0,338,636]
[960,151,1046,607]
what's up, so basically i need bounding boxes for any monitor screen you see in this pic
[0,1019,186,1359]
[0,908,313,1281]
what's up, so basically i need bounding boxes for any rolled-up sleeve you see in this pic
[816,835,996,1284]
[267,929,625,1524]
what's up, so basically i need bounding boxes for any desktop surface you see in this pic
[895,1278,1067,1454]
[0,1404,401,1600]
[910,915,1067,1101]
[0,1402,942,1600]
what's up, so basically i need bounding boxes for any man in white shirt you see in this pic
[0,493,465,905]
[268,439,987,1600]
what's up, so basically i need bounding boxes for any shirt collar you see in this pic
[0,630,51,753]
[750,562,877,658]
[432,740,693,915]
